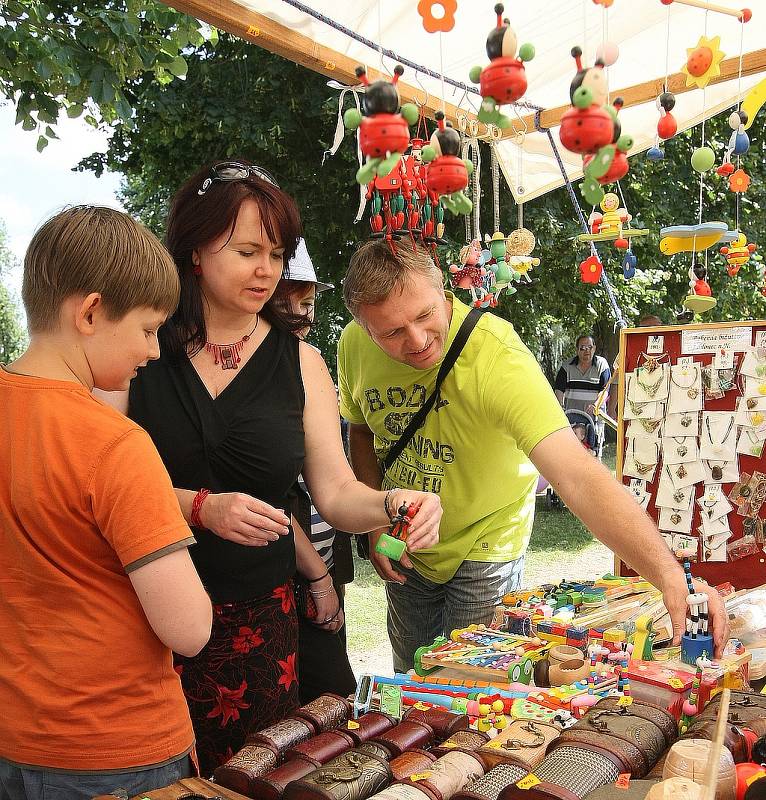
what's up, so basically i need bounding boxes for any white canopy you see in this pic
[170,0,766,201]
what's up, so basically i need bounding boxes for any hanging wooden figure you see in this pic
[448,239,492,307]
[720,232,758,277]
[648,91,677,160]
[484,231,522,303]
[582,97,634,204]
[506,226,540,283]
[717,110,750,176]
[469,3,535,129]
[421,112,473,215]
[682,261,716,316]
[560,47,613,156]
[344,65,419,185]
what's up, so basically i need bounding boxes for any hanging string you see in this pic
[491,142,501,233]
[735,19,745,233]
[543,127,628,329]
[603,4,610,106]
[582,0,588,64]
[664,3,672,91]
[439,32,446,115]
[462,136,482,242]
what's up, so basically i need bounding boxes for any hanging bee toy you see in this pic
[344,65,419,185]
[421,111,473,215]
[469,3,535,129]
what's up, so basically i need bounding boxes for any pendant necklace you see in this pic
[628,397,650,416]
[631,440,659,476]
[638,418,662,435]
[666,467,687,504]
[679,412,696,430]
[705,416,735,456]
[673,436,690,458]
[634,366,665,399]
[205,316,259,370]
[705,461,725,482]
[670,365,700,399]
[636,351,668,373]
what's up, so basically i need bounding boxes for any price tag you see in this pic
[668,678,685,689]
[410,772,432,782]
[516,774,542,790]
[714,348,734,370]
[678,356,695,368]
[616,773,631,789]
[617,695,634,707]
[440,741,458,748]
[647,335,665,354]
[486,740,503,749]
[346,720,360,730]
[413,702,430,711]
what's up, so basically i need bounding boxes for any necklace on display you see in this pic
[680,413,696,429]
[638,419,662,434]
[705,461,725,482]
[635,366,665,398]
[632,441,659,476]
[665,468,687,504]
[628,397,651,416]
[705,416,735,456]
[670,365,700,399]
[637,351,668,373]
[205,316,259,370]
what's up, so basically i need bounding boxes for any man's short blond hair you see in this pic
[22,206,180,333]
[343,240,444,319]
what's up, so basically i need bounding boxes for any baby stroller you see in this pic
[566,408,601,456]
[536,409,601,510]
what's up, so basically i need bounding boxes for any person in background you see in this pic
[270,239,356,704]
[554,334,611,457]
[0,207,212,800]
[99,161,441,774]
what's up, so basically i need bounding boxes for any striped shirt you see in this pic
[297,476,335,568]
[554,355,611,416]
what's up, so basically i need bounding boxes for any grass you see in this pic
[345,441,618,657]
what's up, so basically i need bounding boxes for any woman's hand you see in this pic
[199,492,290,546]
[387,490,442,553]
[308,574,344,633]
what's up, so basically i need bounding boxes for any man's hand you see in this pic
[662,574,730,658]
[388,490,442,552]
[368,529,410,584]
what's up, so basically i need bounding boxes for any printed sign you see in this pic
[681,326,752,354]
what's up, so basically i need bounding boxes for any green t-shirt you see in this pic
[337,293,568,583]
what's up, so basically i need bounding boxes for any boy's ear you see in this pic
[73,293,104,336]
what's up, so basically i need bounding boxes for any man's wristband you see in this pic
[190,488,210,528]
[384,488,397,521]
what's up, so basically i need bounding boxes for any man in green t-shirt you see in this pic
[338,240,728,674]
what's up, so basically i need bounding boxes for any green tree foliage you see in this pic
[0,223,27,362]
[0,0,217,150]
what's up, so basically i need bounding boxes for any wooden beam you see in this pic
[515,47,766,136]
[165,0,497,137]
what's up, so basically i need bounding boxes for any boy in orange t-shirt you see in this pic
[0,207,212,799]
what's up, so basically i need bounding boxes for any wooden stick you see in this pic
[701,688,731,800]
[666,0,749,20]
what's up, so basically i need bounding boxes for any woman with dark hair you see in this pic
[99,160,442,774]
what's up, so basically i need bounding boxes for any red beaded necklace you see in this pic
[205,316,259,370]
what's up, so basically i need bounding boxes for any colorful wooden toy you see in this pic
[421,111,473,215]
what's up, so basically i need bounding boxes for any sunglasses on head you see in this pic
[197,161,280,195]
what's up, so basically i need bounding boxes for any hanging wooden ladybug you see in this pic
[344,65,419,185]
[657,91,678,140]
[469,3,535,129]
[421,111,473,215]
[559,47,613,155]
[582,98,633,188]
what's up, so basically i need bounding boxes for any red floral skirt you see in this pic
[174,581,299,776]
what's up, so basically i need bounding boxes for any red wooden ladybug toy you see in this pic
[469,3,535,129]
[559,47,613,156]
[344,64,418,185]
[421,111,473,215]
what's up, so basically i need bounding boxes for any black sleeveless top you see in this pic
[129,325,304,603]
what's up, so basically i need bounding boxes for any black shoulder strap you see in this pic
[381,307,483,475]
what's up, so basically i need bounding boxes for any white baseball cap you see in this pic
[286,238,334,292]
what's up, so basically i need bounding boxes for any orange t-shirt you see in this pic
[0,369,196,771]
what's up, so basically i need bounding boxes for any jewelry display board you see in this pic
[616,320,766,589]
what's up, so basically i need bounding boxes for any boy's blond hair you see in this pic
[22,206,180,333]
[343,240,444,320]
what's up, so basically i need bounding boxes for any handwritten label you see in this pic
[647,335,665,354]
[347,720,360,730]
[486,740,503,749]
[410,772,432,782]
[681,326,752,354]
[677,356,695,368]
[668,678,685,689]
[516,774,542,790]
[413,702,430,711]
[714,348,735,370]
[440,741,458,748]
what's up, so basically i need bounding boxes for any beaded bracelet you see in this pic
[190,488,210,528]
[384,488,398,521]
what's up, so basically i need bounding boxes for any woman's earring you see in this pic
[193,264,202,276]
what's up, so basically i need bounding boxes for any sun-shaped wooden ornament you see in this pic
[682,35,726,89]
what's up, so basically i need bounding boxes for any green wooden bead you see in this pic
[401,103,419,125]
[691,146,715,173]
[343,108,362,130]
[519,43,535,62]
[573,86,592,110]
[421,145,437,163]
[469,65,482,84]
